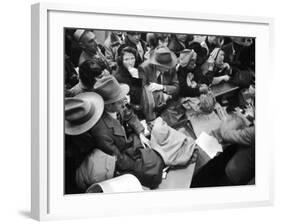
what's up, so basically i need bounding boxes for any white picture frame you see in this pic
[31,2,274,221]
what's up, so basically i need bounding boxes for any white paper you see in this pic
[189,111,222,137]
[195,132,223,158]
[86,174,143,193]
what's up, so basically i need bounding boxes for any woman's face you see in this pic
[216,50,224,65]
[122,52,136,69]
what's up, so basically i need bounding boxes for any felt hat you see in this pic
[65,92,104,135]
[149,46,178,69]
[94,76,129,104]
[73,29,86,42]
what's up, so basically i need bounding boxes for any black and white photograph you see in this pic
[64,28,255,194]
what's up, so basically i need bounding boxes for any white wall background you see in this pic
[0,0,279,223]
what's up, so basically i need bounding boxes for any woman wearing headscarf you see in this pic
[177,49,214,97]
[208,48,232,85]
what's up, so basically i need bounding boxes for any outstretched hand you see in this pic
[139,132,152,149]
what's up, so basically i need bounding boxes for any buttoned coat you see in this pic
[89,110,164,188]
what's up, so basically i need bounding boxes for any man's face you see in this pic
[80,31,98,53]
[176,34,188,43]
[207,36,217,44]
[111,97,126,113]
[232,37,253,47]
[127,33,141,45]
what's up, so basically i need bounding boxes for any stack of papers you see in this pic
[195,132,223,158]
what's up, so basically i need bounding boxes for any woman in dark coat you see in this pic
[177,49,214,97]
[114,47,143,106]
[208,48,231,85]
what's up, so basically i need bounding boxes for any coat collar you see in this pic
[102,112,127,137]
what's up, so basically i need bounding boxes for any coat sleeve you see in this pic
[123,108,144,135]
[221,126,255,146]
[163,68,179,96]
[194,68,214,85]
[138,64,149,86]
[94,132,137,171]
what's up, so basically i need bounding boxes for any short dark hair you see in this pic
[79,59,106,87]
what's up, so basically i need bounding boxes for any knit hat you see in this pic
[73,29,86,42]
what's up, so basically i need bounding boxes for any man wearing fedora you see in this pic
[138,46,179,121]
[73,29,111,72]
[65,92,114,193]
[139,46,179,98]
[89,76,164,189]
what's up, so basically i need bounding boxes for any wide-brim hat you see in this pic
[73,29,86,42]
[65,92,104,135]
[149,46,178,69]
[94,76,129,104]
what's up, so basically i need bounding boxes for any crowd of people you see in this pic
[64,29,255,194]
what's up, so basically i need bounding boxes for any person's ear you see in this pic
[78,41,85,50]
